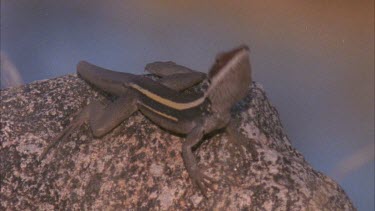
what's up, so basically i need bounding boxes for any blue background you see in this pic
[1,1,374,210]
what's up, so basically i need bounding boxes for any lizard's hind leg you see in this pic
[145,61,201,76]
[157,73,206,92]
[39,93,138,161]
[145,61,206,91]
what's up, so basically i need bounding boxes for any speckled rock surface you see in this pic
[1,75,355,210]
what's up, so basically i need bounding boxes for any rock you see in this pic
[0,74,355,210]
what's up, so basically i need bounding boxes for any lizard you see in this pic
[39,45,253,196]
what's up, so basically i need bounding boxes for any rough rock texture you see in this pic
[1,74,355,210]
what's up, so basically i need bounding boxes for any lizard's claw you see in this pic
[189,168,217,197]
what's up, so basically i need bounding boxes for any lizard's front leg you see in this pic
[225,119,258,161]
[39,92,138,161]
[182,126,216,196]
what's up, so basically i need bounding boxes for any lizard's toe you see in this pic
[190,169,217,197]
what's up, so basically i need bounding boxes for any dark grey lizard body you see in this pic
[40,45,253,196]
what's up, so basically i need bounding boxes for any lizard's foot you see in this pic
[189,167,217,197]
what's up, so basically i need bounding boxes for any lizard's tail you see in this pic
[77,61,137,96]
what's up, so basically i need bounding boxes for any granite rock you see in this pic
[0,75,355,210]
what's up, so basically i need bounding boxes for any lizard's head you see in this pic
[205,45,252,112]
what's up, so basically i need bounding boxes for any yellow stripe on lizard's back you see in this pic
[129,83,205,110]
[140,103,178,122]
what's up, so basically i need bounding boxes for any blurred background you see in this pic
[1,0,373,209]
